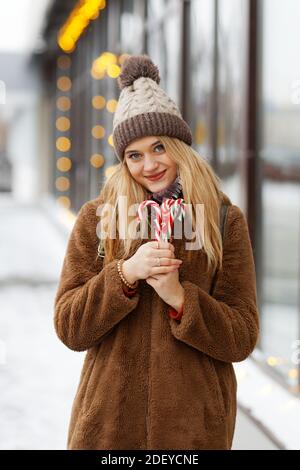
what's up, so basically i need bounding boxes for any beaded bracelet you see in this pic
[117,259,138,290]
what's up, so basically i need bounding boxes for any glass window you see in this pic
[186,0,214,160]
[217,0,248,205]
[260,0,300,390]
[146,0,181,103]
[120,0,144,54]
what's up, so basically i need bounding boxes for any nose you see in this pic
[143,154,159,173]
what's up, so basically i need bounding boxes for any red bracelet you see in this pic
[168,303,184,321]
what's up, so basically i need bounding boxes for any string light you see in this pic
[57,76,72,92]
[55,177,70,192]
[91,52,120,80]
[92,125,105,139]
[106,99,118,113]
[56,137,71,152]
[56,117,70,132]
[56,157,72,172]
[57,55,71,70]
[56,96,71,112]
[58,0,106,53]
[108,134,114,147]
[57,196,71,209]
[92,95,106,109]
[90,154,105,168]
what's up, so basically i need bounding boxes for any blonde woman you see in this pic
[54,55,260,450]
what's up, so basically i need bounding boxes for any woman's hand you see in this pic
[122,240,182,284]
[145,266,184,310]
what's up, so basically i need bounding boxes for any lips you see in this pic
[145,170,166,181]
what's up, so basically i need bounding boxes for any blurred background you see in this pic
[0,0,299,450]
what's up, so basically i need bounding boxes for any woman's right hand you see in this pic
[122,240,183,284]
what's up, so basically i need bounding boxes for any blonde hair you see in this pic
[97,136,226,273]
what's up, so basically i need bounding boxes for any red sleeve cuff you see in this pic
[122,283,137,298]
[168,304,184,321]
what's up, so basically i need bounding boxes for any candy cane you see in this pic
[137,198,186,242]
[161,199,176,241]
[137,200,161,241]
[171,198,185,223]
[169,198,186,240]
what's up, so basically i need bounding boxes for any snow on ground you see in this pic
[235,354,300,450]
[0,197,84,449]
[0,284,85,449]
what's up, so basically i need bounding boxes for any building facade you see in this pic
[39,0,300,395]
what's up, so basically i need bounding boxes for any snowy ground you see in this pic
[0,195,280,449]
[0,196,85,449]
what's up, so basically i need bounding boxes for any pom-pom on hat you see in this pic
[112,54,193,162]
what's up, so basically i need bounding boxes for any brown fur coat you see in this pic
[54,192,260,450]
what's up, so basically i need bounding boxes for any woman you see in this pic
[54,55,260,450]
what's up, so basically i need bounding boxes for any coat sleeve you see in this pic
[53,200,140,352]
[168,204,260,363]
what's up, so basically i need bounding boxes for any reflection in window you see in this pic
[186,0,214,160]
[217,0,248,204]
[146,0,181,103]
[260,0,300,391]
[120,0,143,54]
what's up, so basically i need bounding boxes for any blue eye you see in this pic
[128,144,164,160]
[128,153,141,160]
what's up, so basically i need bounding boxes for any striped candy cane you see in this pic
[137,200,162,241]
[170,198,185,223]
[161,199,176,242]
[168,198,186,239]
[137,198,186,242]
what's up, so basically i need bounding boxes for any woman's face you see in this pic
[124,136,177,192]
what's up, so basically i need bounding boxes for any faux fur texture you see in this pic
[117,54,160,90]
[53,192,260,450]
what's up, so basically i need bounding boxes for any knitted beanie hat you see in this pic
[112,54,193,162]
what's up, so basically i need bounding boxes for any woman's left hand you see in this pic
[146,267,184,309]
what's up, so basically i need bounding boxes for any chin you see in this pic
[147,180,170,192]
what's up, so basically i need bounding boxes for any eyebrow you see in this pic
[125,140,162,154]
